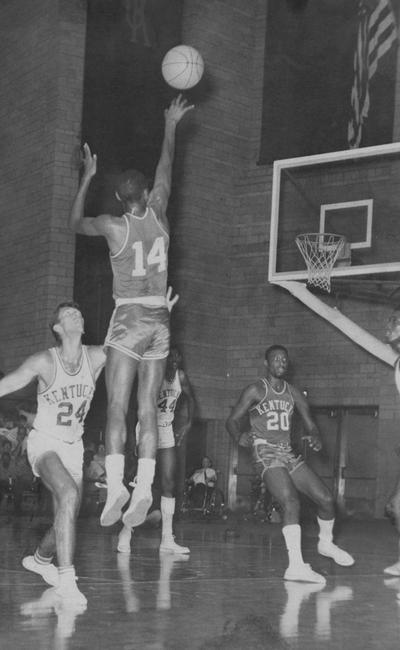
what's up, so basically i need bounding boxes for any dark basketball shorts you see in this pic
[105,302,170,361]
[252,439,304,479]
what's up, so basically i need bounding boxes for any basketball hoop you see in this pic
[295,233,346,293]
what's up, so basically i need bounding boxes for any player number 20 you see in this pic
[266,411,290,431]
[131,237,167,277]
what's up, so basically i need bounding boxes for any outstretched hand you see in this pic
[81,143,97,180]
[164,94,194,125]
[166,286,179,313]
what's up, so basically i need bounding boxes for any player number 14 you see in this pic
[131,237,167,277]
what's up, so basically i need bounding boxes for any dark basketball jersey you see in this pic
[110,195,169,300]
[248,378,294,445]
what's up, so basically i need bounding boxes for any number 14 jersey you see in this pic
[249,378,294,445]
[110,197,169,301]
[33,346,95,443]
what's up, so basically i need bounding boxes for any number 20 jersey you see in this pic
[248,378,294,445]
[33,346,95,443]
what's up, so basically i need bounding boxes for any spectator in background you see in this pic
[0,416,18,451]
[1,439,13,459]
[13,450,35,515]
[0,451,16,509]
[18,408,36,429]
[93,443,106,472]
[81,448,106,516]
[13,421,29,458]
[84,448,106,485]
[188,457,217,509]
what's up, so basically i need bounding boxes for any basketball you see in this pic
[161,45,204,90]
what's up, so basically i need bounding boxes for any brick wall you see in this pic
[0,0,86,370]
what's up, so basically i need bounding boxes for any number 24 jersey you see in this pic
[33,346,95,443]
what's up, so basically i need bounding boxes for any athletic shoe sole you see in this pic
[100,489,130,527]
[122,493,152,528]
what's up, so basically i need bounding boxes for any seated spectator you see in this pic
[12,421,29,458]
[93,442,106,471]
[1,439,13,459]
[0,451,16,509]
[0,416,18,451]
[83,448,106,485]
[84,440,96,454]
[81,448,106,516]
[18,408,36,429]
[188,456,218,509]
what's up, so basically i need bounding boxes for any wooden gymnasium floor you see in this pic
[1,512,400,649]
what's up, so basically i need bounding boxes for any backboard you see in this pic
[268,142,400,284]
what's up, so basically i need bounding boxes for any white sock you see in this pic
[58,565,76,589]
[34,549,54,565]
[282,524,304,566]
[161,497,175,539]
[119,525,133,545]
[136,458,155,489]
[317,517,334,544]
[105,454,125,493]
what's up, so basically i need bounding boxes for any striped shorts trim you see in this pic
[252,440,304,479]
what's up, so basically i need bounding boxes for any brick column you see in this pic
[0,0,86,369]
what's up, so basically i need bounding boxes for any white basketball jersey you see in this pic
[157,371,182,426]
[33,346,95,443]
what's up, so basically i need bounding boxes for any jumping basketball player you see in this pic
[0,302,105,607]
[117,346,195,554]
[69,95,194,530]
[226,344,354,584]
[277,279,400,581]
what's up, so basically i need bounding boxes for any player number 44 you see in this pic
[131,237,167,277]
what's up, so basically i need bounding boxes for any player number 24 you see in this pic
[57,401,88,427]
[131,237,166,277]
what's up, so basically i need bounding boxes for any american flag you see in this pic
[348,0,398,149]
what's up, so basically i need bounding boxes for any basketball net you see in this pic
[295,233,346,293]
